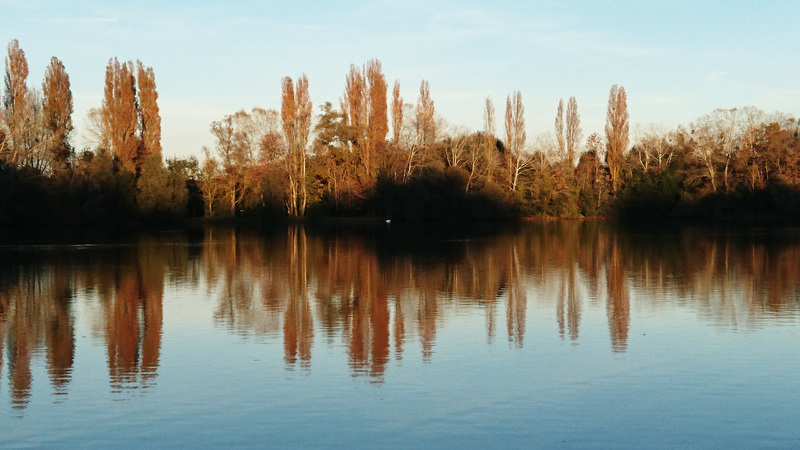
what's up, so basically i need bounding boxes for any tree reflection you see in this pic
[104,264,162,393]
[46,266,74,396]
[606,236,630,353]
[284,226,313,370]
[0,234,179,409]
[0,262,75,410]
[2,221,800,406]
[196,222,800,381]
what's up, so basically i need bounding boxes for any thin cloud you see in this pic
[34,16,119,24]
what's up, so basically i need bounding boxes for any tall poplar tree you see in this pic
[605,85,629,192]
[554,98,565,163]
[136,60,161,161]
[565,96,582,169]
[101,58,140,174]
[391,80,403,145]
[3,39,31,166]
[42,56,73,173]
[504,91,528,191]
[341,59,388,178]
[342,64,366,151]
[282,74,312,217]
[482,96,497,183]
[415,80,435,146]
[365,59,388,176]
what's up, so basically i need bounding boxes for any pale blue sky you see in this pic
[3,0,798,158]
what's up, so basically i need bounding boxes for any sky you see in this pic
[3,0,799,159]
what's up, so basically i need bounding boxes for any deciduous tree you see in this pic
[3,39,32,166]
[504,91,529,191]
[554,98,565,163]
[565,96,582,169]
[415,80,436,146]
[340,60,388,179]
[482,97,497,182]
[366,59,388,176]
[209,110,264,216]
[102,58,140,174]
[282,74,312,217]
[605,85,629,192]
[198,146,222,216]
[42,56,73,173]
[136,61,161,161]
[391,80,403,145]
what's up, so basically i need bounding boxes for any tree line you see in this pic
[2,39,800,226]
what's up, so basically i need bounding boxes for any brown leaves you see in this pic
[605,85,629,192]
[102,58,140,174]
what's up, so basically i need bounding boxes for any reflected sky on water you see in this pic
[1,222,798,448]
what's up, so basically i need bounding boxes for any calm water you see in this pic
[1,221,798,448]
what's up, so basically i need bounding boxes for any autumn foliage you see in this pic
[2,40,800,226]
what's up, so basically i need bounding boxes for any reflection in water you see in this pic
[1,222,800,405]
[0,262,76,410]
[607,236,630,353]
[103,260,162,393]
[0,235,182,409]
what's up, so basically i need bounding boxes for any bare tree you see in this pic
[400,102,419,182]
[415,79,435,146]
[482,96,497,184]
[605,84,629,192]
[210,112,251,216]
[341,65,366,152]
[443,126,470,169]
[632,124,672,174]
[199,146,222,216]
[282,74,312,217]
[565,96,582,169]
[690,107,766,192]
[554,98,565,163]
[391,80,403,145]
[402,80,435,182]
[505,91,530,191]
[83,107,110,151]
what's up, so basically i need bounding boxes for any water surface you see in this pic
[1,222,798,448]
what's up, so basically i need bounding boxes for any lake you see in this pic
[1,221,798,448]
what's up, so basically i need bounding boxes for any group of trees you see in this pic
[2,40,73,173]
[3,38,800,226]
[199,66,800,221]
[1,40,189,225]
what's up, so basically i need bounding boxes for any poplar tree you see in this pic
[365,59,388,176]
[482,96,497,184]
[102,58,140,174]
[565,96,582,169]
[391,80,403,145]
[282,74,311,217]
[3,39,31,166]
[342,64,366,151]
[415,80,435,146]
[42,56,73,173]
[504,91,528,191]
[341,59,388,178]
[605,85,629,192]
[554,98,565,163]
[136,60,161,161]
